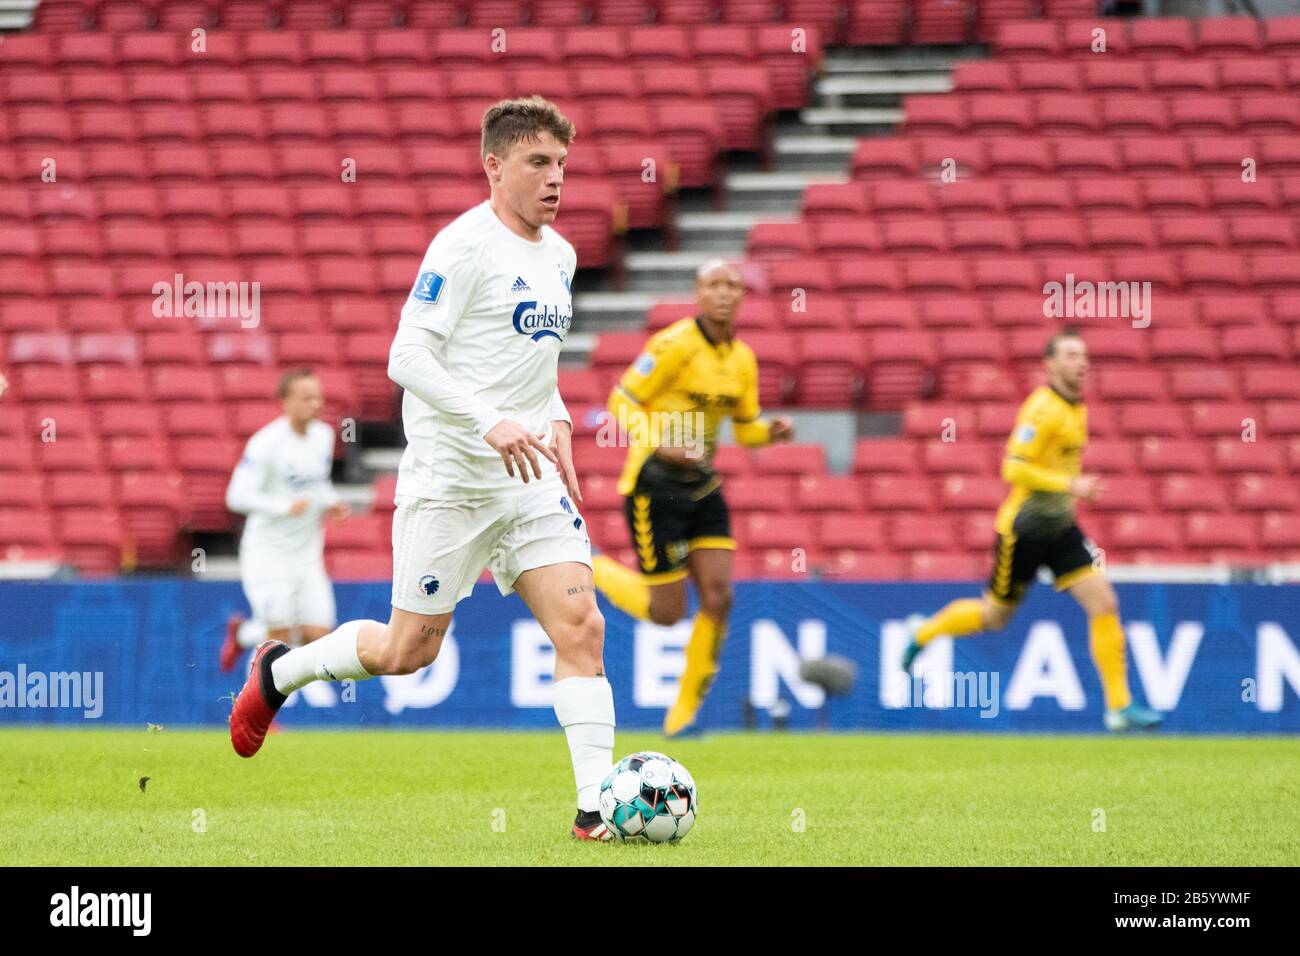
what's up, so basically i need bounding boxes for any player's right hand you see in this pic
[484,420,558,484]
[287,497,312,516]
[1069,474,1103,501]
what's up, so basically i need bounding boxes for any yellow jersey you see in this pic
[608,317,772,496]
[995,385,1087,537]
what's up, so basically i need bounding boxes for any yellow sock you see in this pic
[1089,612,1132,711]
[592,554,651,621]
[916,598,985,646]
[664,611,725,735]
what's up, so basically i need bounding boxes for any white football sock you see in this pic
[236,619,267,649]
[553,677,616,813]
[271,619,375,695]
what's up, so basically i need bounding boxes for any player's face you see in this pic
[695,267,744,325]
[282,376,323,425]
[1047,338,1089,394]
[489,131,567,235]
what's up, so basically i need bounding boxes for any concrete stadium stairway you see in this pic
[566,45,970,341]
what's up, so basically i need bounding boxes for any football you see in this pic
[598,751,697,843]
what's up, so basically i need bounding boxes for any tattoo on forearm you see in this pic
[566,585,594,596]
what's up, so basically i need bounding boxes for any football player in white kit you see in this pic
[220,369,351,672]
[230,98,617,840]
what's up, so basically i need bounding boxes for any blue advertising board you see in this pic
[0,580,1297,733]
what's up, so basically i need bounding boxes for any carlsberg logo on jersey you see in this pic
[512,300,572,341]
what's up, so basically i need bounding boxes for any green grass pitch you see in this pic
[2,728,1295,866]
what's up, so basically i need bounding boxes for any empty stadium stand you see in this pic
[3,3,1298,580]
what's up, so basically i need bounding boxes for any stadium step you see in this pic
[814,47,962,119]
[724,170,851,211]
[572,292,660,330]
[622,251,727,292]
[816,72,954,107]
[797,106,907,136]
[677,211,800,251]
[0,0,37,31]
[772,134,861,172]
[361,448,404,474]
[821,49,974,74]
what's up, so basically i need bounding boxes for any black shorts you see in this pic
[624,457,734,582]
[987,522,1099,605]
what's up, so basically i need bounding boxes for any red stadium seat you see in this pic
[1109,513,1183,553]
[910,551,984,581]
[794,475,865,514]
[97,404,164,438]
[870,475,935,512]
[0,510,59,565]
[938,475,1005,512]
[794,333,866,406]
[889,513,955,552]
[822,550,908,581]
[1185,512,1254,551]
[1119,404,1187,439]
[725,477,793,515]
[998,22,1063,59]
[1084,439,1135,476]
[1234,475,1300,513]
[816,514,885,553]
[852,438,917,475]
[1261,512,1300,550]
[1138,438,1208,475]
[745,514,814,552]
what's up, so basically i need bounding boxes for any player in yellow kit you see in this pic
[901,328,1163,731]
[593,259,794,736]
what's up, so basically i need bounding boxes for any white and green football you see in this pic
[598,751,697,843]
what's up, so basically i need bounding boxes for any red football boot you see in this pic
[229,641,290,758]
[571,810,614,841]
[219,614,244,674]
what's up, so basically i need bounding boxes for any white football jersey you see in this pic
[226,416,339,561]
[395,200,576,501]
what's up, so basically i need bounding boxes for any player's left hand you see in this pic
[0,371,8,399]
[327,502,352,521]
[549,420,582,504]
[769,417,795,443]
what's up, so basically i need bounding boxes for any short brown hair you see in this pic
[1044,327,1084,358]
[277,368,317,398]
[480,96,576,162]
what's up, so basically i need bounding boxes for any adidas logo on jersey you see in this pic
[511,276,532,293]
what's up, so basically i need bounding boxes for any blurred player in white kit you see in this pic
[228,97,617,840]
[220,369,351,673]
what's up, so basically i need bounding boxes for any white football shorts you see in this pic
[240,555,337,632]
[391,475,593,615]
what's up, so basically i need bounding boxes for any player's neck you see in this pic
[1048,380,1080,404]
[695,315,733,346]
[488,196,543,243]
[288,418,310,436]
